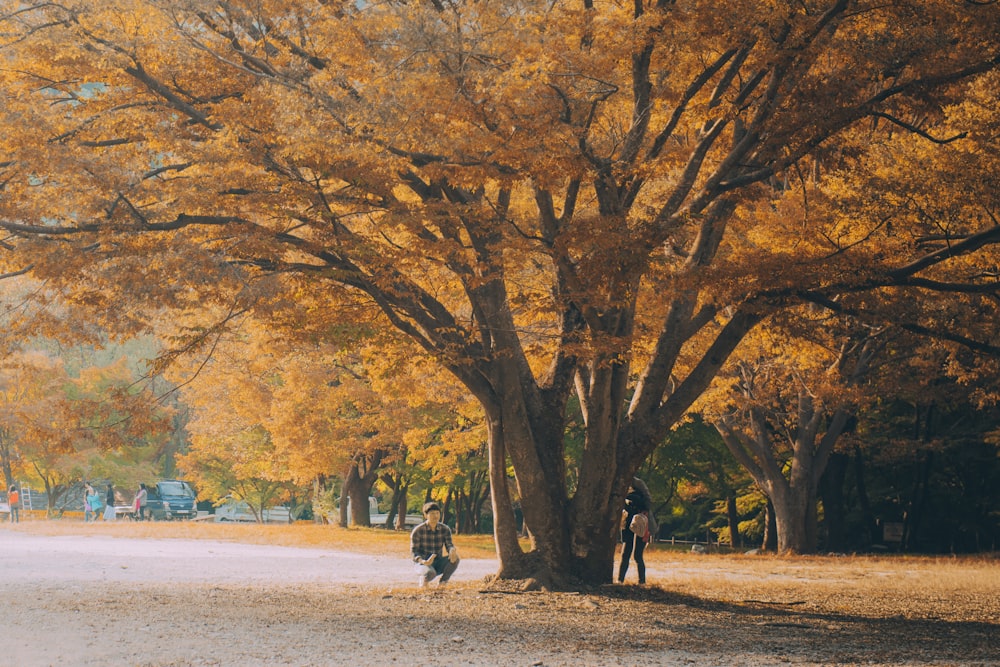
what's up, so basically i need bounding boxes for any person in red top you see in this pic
[8,485,19,523]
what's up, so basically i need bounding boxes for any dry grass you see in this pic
[646,551,1000,624]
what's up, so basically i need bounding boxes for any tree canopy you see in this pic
[1,0,998,584]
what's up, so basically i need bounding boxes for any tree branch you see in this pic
[870,112,967,144]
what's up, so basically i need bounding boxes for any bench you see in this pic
[114,505,138,520]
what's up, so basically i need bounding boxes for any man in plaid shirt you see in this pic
[410,501,460,587]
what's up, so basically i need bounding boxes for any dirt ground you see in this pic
[1,525,997,666]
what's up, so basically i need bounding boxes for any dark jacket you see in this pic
[622,489,650,538]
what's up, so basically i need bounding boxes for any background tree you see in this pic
[177,424,289,522]
[705,320,878,553]
[171,325,299,519]
[376,351,490,531]
[0,352,67,494]
[681,53,1000,553]
[643,415,755,547]
[0,276,101,488]
[2,349,169,514]
[848,335,1000,553]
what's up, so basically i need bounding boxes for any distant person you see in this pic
[84,483,96,522]
[104,483,116,521]
[618,477,652,584]
[87,486,103,521]
[410,502,459,588]
[7,485,19,523]
[135,483,148,521]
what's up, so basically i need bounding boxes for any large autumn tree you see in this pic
[1,1,998,584]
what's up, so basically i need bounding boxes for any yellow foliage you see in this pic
[0,1,997,559]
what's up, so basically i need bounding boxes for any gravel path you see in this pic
[0,530,499,585]
[2,529,997,666]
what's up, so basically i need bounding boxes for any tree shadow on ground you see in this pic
[590,584,998,664]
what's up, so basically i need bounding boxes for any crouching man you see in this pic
[410,501,460,588]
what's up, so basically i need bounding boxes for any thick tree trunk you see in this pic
[485,404,626,587]
[771,484,813,553]
[503,434,571,580]
[394,483,409,531]
[313,476,329,524]
[342,465,365,526]
[567,494,620,585]
[452,223,758,587]
[338,484,349,528]
[344,457,382,527]
[762,498,778,551]
[516,431,629,585]
[718,402,854,554]
[486,415,529,578]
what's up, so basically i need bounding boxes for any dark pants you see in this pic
[618,529,646,583]
[415,554,460,584]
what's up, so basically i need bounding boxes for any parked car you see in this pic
[214,500,291,523]
[145,480,198,520]
[346,496,423,528]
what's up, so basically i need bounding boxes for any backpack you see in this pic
[629,511,648,537]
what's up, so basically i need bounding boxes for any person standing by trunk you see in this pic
[618,477,652,584]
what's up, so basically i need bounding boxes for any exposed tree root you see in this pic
[482,551,605,593]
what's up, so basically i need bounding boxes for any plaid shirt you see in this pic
[410,521,454,562]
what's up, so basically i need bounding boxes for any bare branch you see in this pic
[890,224,1000,279]
[871,112,967,144]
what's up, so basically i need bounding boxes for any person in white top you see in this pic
[135,483,149,521]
